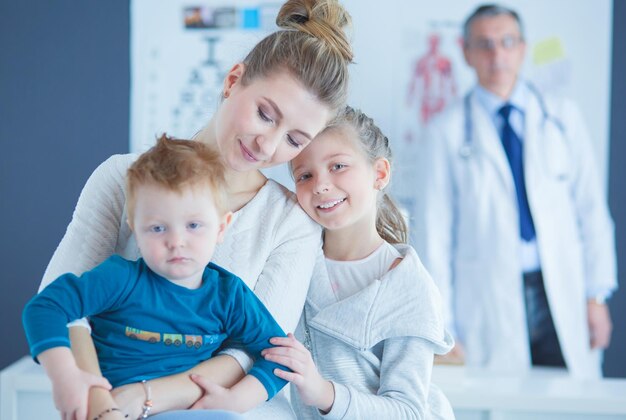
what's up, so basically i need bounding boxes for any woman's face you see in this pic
[214,64,333,172]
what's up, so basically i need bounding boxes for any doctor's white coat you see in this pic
[413,86,617,378]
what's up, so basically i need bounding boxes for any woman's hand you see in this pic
[188,374,239,412]
[188,373,267,413]
[111,381,145,419]
[261,333,334,413]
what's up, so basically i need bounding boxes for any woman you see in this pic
[38,0,353,418]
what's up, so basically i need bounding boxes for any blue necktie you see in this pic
[499,104,536,241]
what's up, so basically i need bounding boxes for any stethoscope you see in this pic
[459,82,566,159]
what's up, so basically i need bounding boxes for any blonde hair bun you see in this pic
[276,0,353,62]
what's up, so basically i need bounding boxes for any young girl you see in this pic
[262,107,455,419]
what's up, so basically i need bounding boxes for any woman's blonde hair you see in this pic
[240,0,353,114]
[333,106,408,244]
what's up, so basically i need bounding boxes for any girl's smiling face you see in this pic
[291,126,384,234]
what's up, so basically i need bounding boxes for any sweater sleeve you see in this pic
[219,191,322,372]
[223,278,289,400]
[38,154,134,329]
[23,256,134,360]
[322,337,451,420]
[561,100,618,297]
[412,119,458,338]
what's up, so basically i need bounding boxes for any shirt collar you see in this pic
[474,79,529,118]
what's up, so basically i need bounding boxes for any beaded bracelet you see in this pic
[92,407,127,420]
[139,379,153,419]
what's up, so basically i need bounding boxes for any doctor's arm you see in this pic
[566,102,617,348]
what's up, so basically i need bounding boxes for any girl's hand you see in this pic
[111,381,145,419]
[261,333,335,412]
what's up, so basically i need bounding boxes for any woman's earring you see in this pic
[223,91,229,99]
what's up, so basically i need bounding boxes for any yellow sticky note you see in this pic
[533,37,566,66]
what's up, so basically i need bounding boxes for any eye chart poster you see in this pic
[130,1,280,153]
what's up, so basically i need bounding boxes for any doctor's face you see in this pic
[463,14,526,98]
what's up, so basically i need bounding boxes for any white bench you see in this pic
[2,356,626,419]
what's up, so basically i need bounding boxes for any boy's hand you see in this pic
[261,333,334,413]
[39,347,112,420]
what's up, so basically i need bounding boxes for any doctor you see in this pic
[413,4,618,378]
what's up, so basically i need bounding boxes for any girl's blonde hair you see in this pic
[240,0,353,113]
[334,106,409,244]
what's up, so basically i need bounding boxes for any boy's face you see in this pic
[130,183,231,289]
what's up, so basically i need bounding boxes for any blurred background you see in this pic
[1,0,624,378]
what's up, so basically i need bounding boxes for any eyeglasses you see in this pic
[467,35,523,51]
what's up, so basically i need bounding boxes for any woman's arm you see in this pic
[219,199,322,371]
[38,155,133,418]
[70,328,125,419]
[40,155,132,290]
[111,355,245,418]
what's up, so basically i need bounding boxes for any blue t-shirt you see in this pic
[23,256,287,399]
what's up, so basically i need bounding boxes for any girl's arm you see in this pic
[267,336,442,420]
[322,337,441,419]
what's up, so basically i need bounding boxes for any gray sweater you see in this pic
[292,244,455,419]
